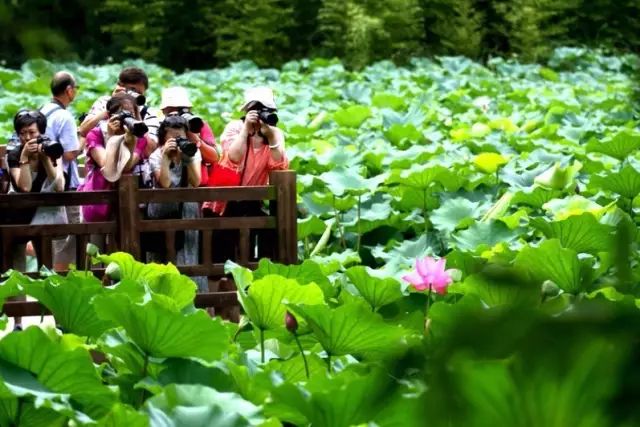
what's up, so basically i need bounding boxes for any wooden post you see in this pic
[117,175,140,259]
[270,170,297,265]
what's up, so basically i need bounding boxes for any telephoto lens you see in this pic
[116,111,148,137]
[258,108,278,126]
[36,135,64,160]
[126,89,146,106]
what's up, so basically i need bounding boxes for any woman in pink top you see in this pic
[79,93,147,222]
[204,87,288,261]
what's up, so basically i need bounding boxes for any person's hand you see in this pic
[260,122,275,140]
[20,138,39,161]
[163,138,178,158]
[243,111,259,134]
[186,131,201,146]
[106,115,123,137]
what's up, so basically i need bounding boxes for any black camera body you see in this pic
[174,136,198,157]
[36,135,64,160]
[115,111,148,138]
[257,108,278,126]
[126,89,146,107]
[177,108,204,134]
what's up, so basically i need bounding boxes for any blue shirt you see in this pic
[41,102,81,189]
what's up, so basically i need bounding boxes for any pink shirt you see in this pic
[208,120,288,215]
[79,127,147,222]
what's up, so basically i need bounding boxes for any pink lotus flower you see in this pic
[403,256,454,295]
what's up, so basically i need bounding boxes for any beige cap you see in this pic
[241,87,277,111]
[160,87,192,109]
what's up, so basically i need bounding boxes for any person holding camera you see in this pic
[159,87,219,185]
[79,67,159,155]
[4,110,68,272]
[78,93,148,224]
[204,87,288,261]
[145,115,206,290]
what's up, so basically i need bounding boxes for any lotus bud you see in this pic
[285,311,298,333]
[86,243,100,257]
[541,280,561,298]
[105,262,121,281]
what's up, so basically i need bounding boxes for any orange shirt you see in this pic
[209,120,288,215]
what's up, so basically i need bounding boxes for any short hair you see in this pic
[106,92,140,117]
[158,115,188,145]
[50,72,75,96]
[13,109,47,134]
[118,67,149,89]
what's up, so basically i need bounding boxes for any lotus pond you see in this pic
[1,47,640,426]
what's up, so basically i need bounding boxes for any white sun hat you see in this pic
[241,86,277,111]
[160,87,193,109]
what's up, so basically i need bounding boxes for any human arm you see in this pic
[86,128,107,168]
[184,151,201,188]
[190,128,219,164]
[39,154,64,192]
[226,116,256,163]
[260,123,286,163]
[10,141,38,192]
[79,97,109,137]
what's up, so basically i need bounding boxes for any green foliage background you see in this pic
[0,0,638,70]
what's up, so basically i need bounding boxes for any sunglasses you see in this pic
[16,110,41,120]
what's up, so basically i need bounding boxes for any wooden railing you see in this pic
[0,169,297,316]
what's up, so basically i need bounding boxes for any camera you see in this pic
[177,108,204,133]
[126,89,146,107]
[174,136,198,157]
[36,135,64,160]
[115,111,148,137]
[257,108,278,126]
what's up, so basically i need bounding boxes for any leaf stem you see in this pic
[423,189,428,245]
[356,194,362,252]
[424,284,433,333]
[260,328,265,363]
[293,333,310,379]
[138,353,149,408]
[333,195,346,249]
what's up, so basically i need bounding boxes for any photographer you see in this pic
[204,87,288,261]
[145,115,206,290]
[5,110,68,280]
[78,93,148,224]
[159,87,219,185]
[79,67,159,156]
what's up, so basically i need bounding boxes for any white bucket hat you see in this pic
[160,87,193,109]
[241,87,277,111]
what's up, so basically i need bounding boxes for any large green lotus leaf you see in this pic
[289,303,407,359]
[0,327,116,420]
[388,164,448,190]
[392,185,440,212]
[0,271,26,306]
[267,353,327,383]
[224,261,254,290]
[98,329,146,377]
[585,130,640,160]
[589,164,640,199]
[145,384,264,427]
[511,188,562,209]
[430,198,482,234]
[254,259,334,298]
[534,161,582,191]
[0,396,67,427]
[542,196,605,221]
[530,213,615,254]
[156,359,236,393]
[311,249,361,276]
[238,275,324,331]
[317,169,386,197]
[94,252,180,282]
[372,92,406,111]
[458,266,539,308]
[514,239,584,293]
[298,215,327,240]
[97,403,149,427]
[21,271,115,339]
[384,123,422,146]
[452,221,521,252]
[474,152,508,174]
[142,273,197,312]
[345,266,403,311]
[333,105,371,128]
[267,368,392,427]
[93,293,229,362]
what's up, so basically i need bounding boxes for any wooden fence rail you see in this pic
[0,169,297,316]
